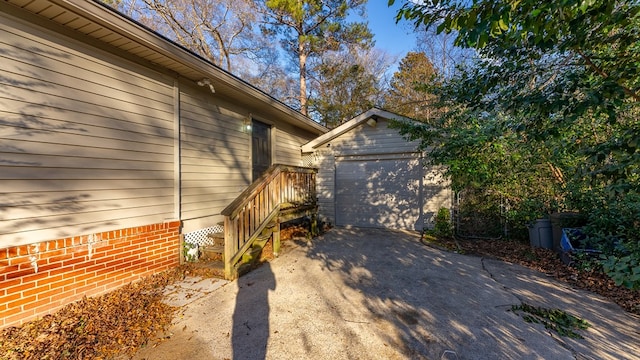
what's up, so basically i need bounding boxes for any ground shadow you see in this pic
[232,262,276,360]
[304,227,640,359]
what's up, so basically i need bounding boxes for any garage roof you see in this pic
[3,0,327,135]
[301,108,413,152]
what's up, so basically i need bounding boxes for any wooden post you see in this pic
[273,218,281,257]
[223,216,235,280]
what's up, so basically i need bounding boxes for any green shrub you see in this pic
[581,192,640,289]
[601,253,640,290]
[434,207,453,238]
[183,242,199,262]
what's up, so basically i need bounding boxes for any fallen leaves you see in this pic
[510,303,591,339]
[0,229,306,360]
[5,227,635,360]
[0,269,184,360]
[431,236,640,316]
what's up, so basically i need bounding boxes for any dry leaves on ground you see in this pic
[428,236,640,316]
[0,269,184,360]
[0,225,311,360]
[5,226,635,360]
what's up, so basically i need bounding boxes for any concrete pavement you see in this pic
[132,227,640,360]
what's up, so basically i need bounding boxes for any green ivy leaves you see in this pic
[511,303,591,339]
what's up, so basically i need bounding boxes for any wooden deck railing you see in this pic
[220,164,317,279]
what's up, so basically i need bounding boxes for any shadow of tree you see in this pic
[314,117,451,233]
[1,19,258,246]
[302,227,638,359]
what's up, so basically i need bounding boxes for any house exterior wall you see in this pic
[0,5,320,329]
[311,119,452,229]
[0,10,177,248]
[179,87,251,232]
[178,87,318,234]
[274,124,315,166]
[0,9,180,329]
[0,221,180,329]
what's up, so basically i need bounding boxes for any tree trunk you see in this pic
[299,47,308,116]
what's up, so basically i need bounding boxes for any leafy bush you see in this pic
[601,253,640,290]
[433,207,453,238]
[581,193,640,289]
[183,241,199,262]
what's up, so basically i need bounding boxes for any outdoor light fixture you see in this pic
[196,78,215,94]
[243,117,252,133]
[366,118,377,127]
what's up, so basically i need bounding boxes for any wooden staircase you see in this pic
[200,164,318,280]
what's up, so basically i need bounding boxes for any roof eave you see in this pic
[12,0,327,135]
[301,108,412,152]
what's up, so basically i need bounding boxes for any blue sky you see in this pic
[364,1,418,70]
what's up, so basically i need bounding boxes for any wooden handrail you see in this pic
[222,164,317,279]
[221,164,317,218]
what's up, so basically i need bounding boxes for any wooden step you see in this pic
[254,231,272,248]
[266,220,278,229]
[201,244,224,252]
[207,232,225,246]
[208,232,224,240]
[241,245,263,264]
[190,260,225,278]
[200,245,224,261]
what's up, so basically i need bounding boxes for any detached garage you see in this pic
[302,108,452,231]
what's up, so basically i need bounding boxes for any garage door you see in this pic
[335,155,424,230]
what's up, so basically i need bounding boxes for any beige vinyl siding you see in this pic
[423,166,452,224]
[316,119,419,225]
[179,93,319,232]
[327,119,420,155]
[179,87,251,232]
[315,148,336,225]
[0,12,175,246]
[274,127,313,166]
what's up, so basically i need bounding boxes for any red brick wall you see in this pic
[0,221,181,329]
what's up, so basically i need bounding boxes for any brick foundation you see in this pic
[0,221,181,329]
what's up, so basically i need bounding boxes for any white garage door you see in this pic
[335,155,424,230]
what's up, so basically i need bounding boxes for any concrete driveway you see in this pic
[133,227,640,360]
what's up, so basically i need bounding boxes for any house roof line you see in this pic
[301,108,414,152]
[7,0,327,135]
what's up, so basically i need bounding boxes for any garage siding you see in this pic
[326,120,417,156]
[313,118,451,230]
[315,148,336,225]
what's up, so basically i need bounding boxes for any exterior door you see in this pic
[251,120,271,181]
